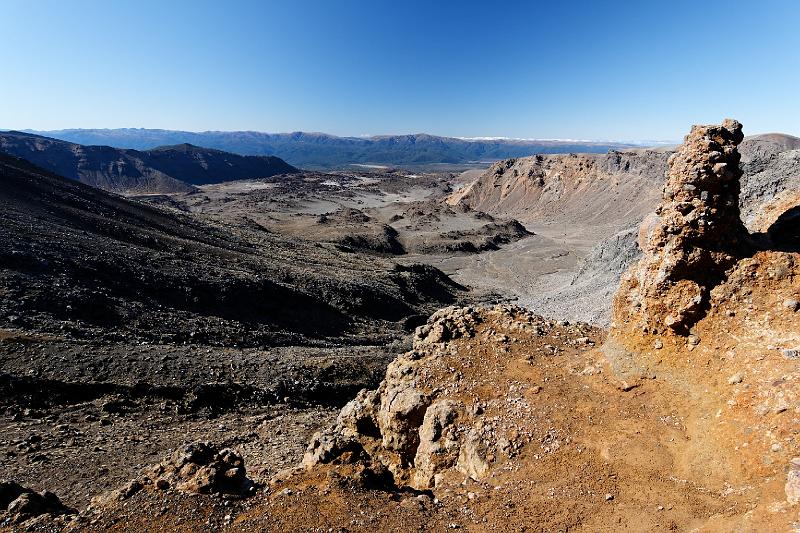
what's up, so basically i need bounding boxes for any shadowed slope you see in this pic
[0,153,461,345]
[0,131,298,194]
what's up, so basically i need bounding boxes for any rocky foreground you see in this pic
[2,121,799,531]
[19,298,796,531]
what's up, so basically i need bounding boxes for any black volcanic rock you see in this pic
[0,480,75,524]
[0,153,462,347]
[0,131,298,194]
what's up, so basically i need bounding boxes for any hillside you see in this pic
[447,149,670,232]
[27,128,648,169]
[740,133,800,229]
[0,152,465,347]
[0,131,298,194]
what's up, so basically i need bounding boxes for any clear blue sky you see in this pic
[1,0,798,140]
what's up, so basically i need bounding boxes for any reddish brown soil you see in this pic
[52,291,798,531]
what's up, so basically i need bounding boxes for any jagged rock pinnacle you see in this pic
[612,119,750,334]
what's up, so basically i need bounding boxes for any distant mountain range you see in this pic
[0,131,297,194]
[22,128,652,169]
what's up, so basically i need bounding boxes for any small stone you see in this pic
[605,493,614,501]
[756,404,771,417]
[781,348,799,359]
[653,340,663,350]
[119,480,143,499]
[687,335,700,346]
[712,162,728,175]
[771,443,783,452]
[783,299,799,312]
[727,373,743,385]
[786,465,800,504]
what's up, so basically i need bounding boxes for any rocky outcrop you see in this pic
[91,442,254,513]
[605,122,800,515]
[612,120,750,334]
[0,480,74,526]
[303,306,483,487]
[413,306,482,345]
[536,133,800,327]
[302,305,584,490]
[143,442,253,496]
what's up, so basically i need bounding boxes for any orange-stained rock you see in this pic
[612,119,750,335]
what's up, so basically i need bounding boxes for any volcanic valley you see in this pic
[0,123,799,531]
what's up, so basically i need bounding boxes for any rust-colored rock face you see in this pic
[612,119,750,335]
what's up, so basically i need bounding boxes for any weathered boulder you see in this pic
[0,480,74,525]
[302,388,381,467]
[146,442,251,495]
[456,428,491,481]
[92,442,254,513]
[377,358,431,464]
[787,458,800,505]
